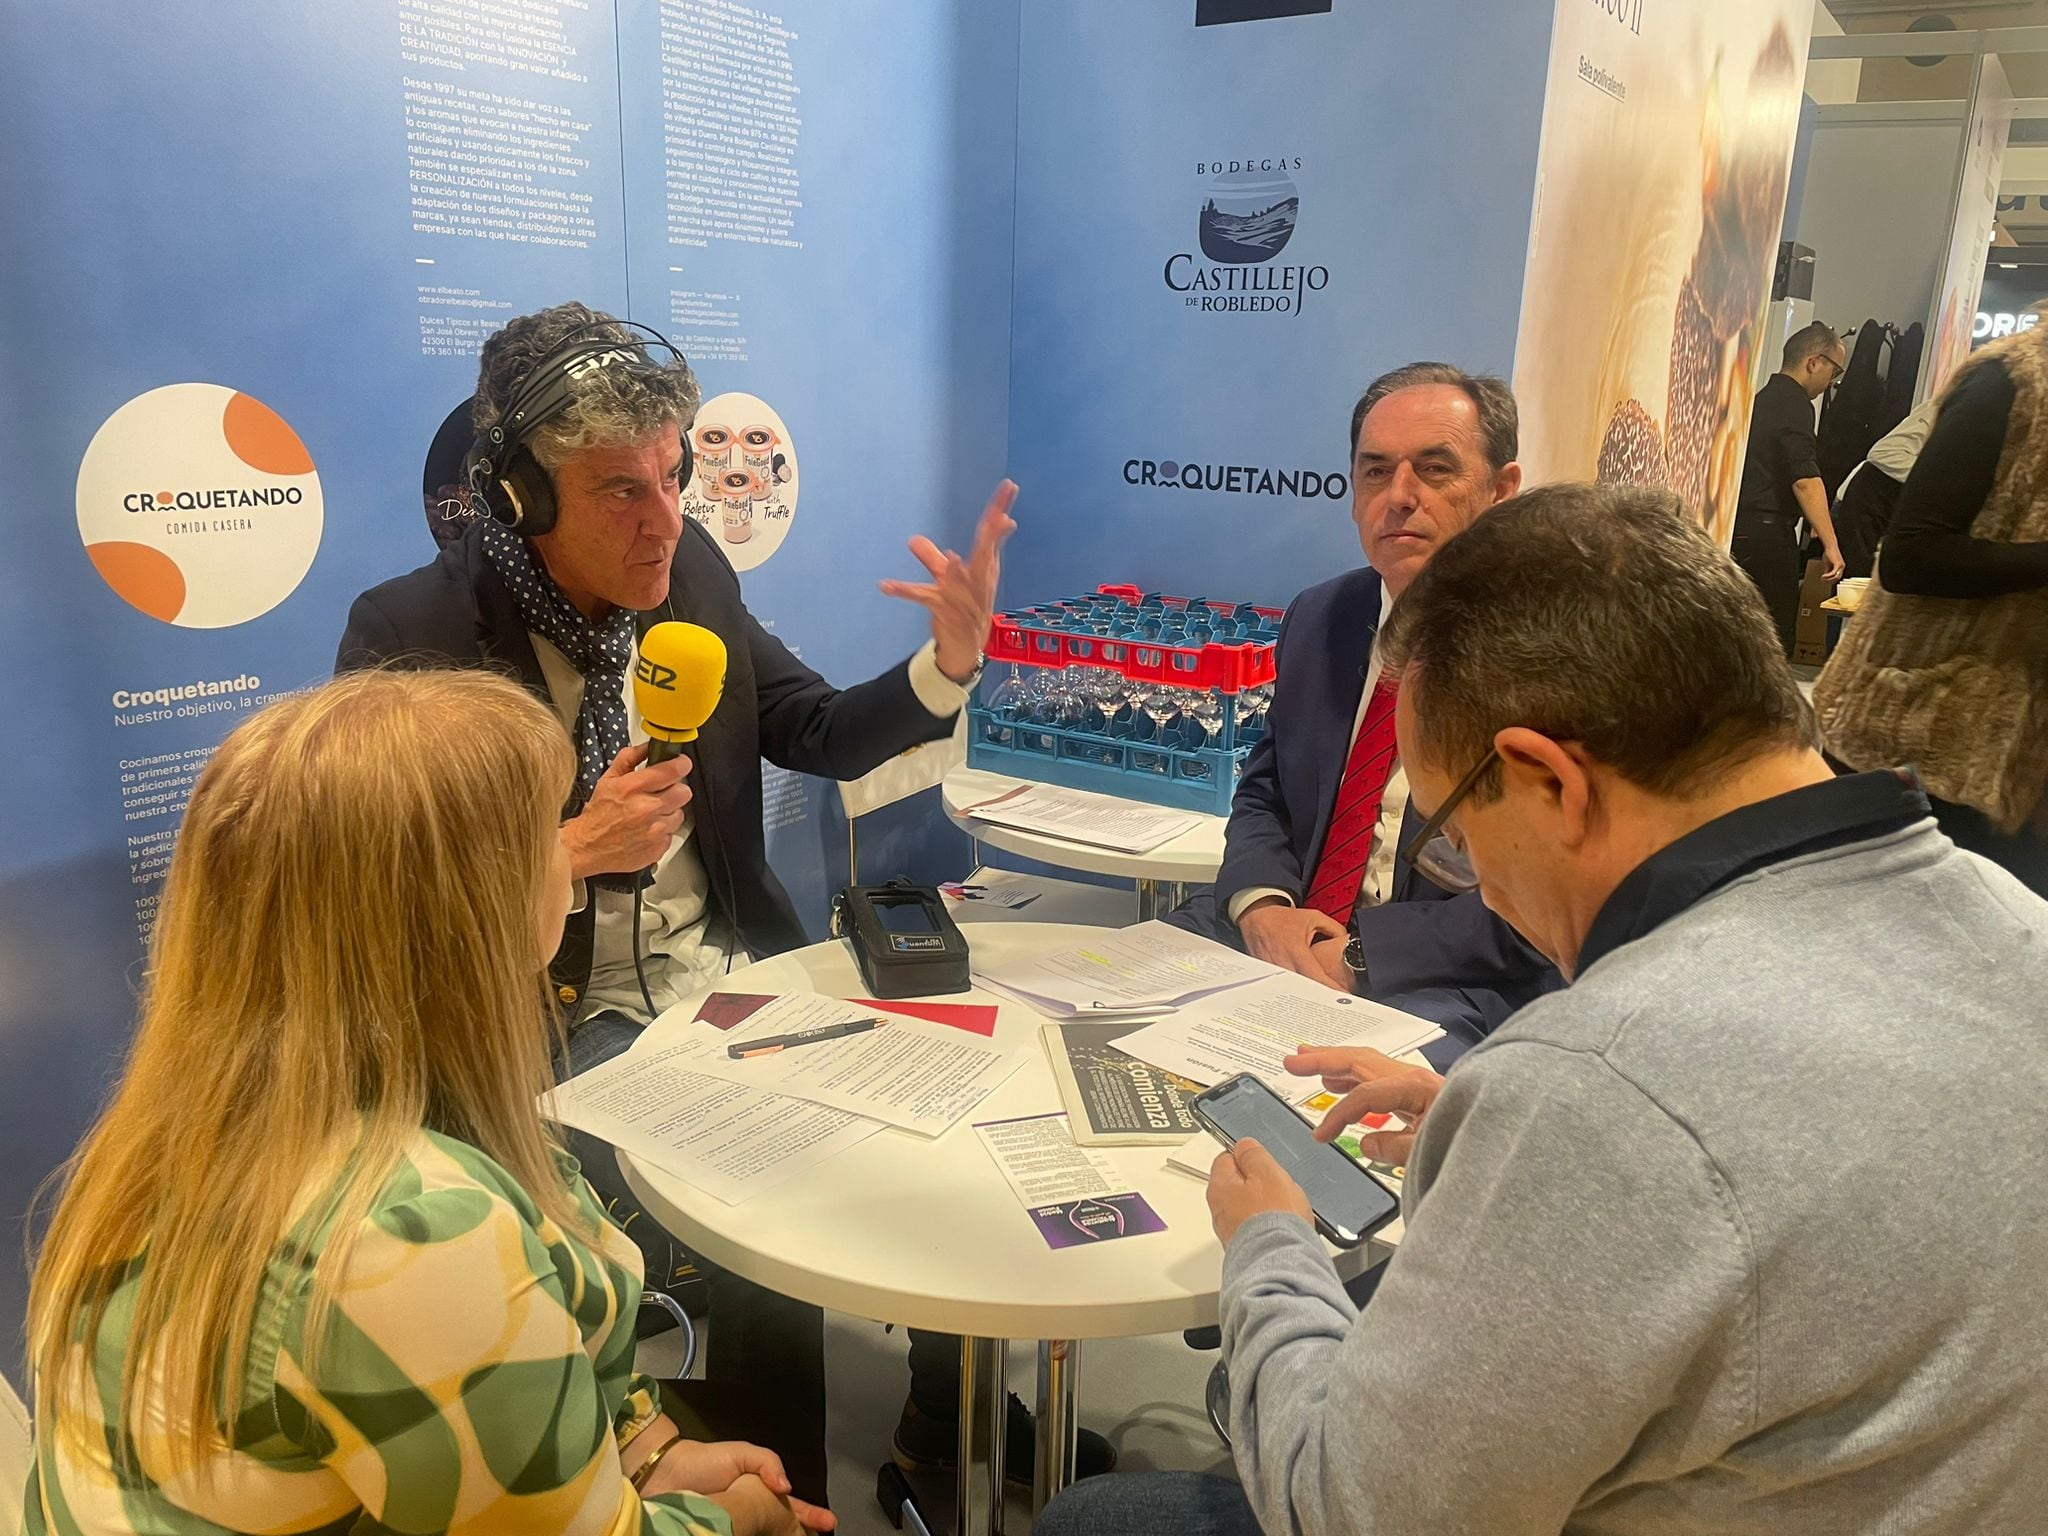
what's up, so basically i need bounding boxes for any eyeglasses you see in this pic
[1397,745,1499,893]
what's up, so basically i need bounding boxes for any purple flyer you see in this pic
[1029,1193,1167,1249]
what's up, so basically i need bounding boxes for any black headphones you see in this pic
[462,319,695,536]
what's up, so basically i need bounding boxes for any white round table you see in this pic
[620,923,1364,1533]
[940,766,1229,921]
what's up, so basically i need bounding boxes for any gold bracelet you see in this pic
[627,1430,684,1491]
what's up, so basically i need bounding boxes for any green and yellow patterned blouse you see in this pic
[21,1130,732,1536]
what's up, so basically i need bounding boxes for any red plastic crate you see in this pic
[983,587,1281,696]
[1094,584,1284,624]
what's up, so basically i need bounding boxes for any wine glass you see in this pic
[1236,683,1272,743]
[1076,666,1112,729]
[1121,677,1158,740]
[981,666,1026,746]
[1019,667,1056,720]
[1042,668,1081,732]
[1140,681,1181,750]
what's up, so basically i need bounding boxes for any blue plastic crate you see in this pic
[965,696,1264,817]
[970,584,1284,817]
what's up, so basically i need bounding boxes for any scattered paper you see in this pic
[975,921,1276,1018]
[941,867,1137,929]
[693,993,778,1031]
[1167,1134,1223,1182]
[959,782,1201,854]
[680,992,1021,1138]
[544,1045,881,1205]
[857,997,1000,1037]
[975,1112,1125,1205]
[941,880,1042,910]
[976,1113,1168,1249]
[692,990,997,1038]
[1029,1193,1167,1249]
[1115,969,1440,1094]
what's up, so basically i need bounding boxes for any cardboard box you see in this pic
[1792,556,1835,666]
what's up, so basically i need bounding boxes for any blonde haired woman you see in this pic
[21,671,832,1536]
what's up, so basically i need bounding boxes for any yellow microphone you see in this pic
[633,621,727,765]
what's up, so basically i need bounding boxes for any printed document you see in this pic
[544,1046,880,1205]
[975,921,1276,1017]
[975,1112,1169,1249]
[974,1112,1123,1206]
[958,781,1201,854]
[1115,968,1440,1092]
[679,992,1021,1137]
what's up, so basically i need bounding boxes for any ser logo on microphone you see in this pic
[634,656,678,692]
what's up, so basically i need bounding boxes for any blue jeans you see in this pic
[1035,1471,1260,1536]
[563,1006,645,1076]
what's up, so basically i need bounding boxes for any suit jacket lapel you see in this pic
[466,529,549,699]
[1390,797,1422,903]
[635,554,728,899]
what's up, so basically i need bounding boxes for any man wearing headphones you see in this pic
[336,302,1090,1503]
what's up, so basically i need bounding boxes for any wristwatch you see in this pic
[1342,935,1369,983]
[947,648,986,691]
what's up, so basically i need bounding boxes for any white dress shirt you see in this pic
[537,633,970,1022]
[1864,398,1939,483]
[1226,630,1408,925]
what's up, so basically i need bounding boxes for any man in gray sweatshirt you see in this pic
[1035,483,2048,1536]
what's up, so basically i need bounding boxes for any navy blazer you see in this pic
[1179,566,1559,1040]
[336,516,952,1004]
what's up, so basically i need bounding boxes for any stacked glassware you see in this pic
[966,586,1284,815]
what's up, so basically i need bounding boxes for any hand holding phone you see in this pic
[1206,1139,1313,1248]
[1194,1073,1400,1248]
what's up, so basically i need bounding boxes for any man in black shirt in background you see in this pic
[1731,322,1848,653]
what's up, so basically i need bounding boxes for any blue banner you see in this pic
[0,0,1555,1390]
[0,0,1018,1383]
[1004,2,1551,609]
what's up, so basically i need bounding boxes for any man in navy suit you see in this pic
[1172,362,1560,1050]
[337,302,1114,1505]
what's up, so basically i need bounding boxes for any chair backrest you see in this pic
[837,715,967,883]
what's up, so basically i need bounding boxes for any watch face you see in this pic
[1343,937,1368,973]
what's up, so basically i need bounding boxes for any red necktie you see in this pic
[1303,677,1400,923]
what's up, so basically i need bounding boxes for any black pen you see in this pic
[727,1017,887,1060]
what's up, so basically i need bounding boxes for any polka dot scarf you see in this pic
[481,520,635,815]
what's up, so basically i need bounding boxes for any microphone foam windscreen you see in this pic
[633,621,727,742]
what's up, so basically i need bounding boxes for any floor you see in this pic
[636,1310,1231,1536]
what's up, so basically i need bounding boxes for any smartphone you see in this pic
[1192,1073,1400,1248]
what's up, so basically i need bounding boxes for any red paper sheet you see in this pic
[854,997,999,1037]
[692,992,998,1037]
[691,993,776,1031]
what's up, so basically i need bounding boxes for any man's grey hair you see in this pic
[1782,321,1842,372]
[1349,362,1518,473]
[1380,482,1812,800]
[473,302,701,473]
